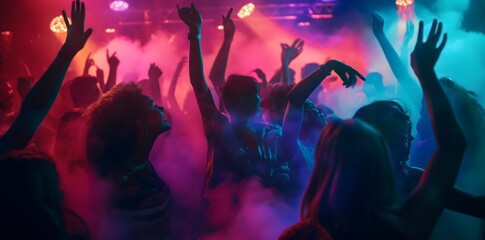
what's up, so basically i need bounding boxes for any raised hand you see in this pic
[83,52,95,75]
[177,56,188,68]
[106,49,119,68]
[148,63,163,79]
[281,38,304,64]
[324,60,366,88]
[177,3,202,33]
[404,21,415,44]
[371,12,385,35]
[62,0,93,55]
[411,20,447,73]
[222,8,236,40]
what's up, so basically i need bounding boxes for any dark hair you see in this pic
[301,119,396,238]
[353,100,410,142]
[261,83,294,124]
[85,83,151,176]
[70,75,101,108]
[0,150,62,239]
[221,75,260,116]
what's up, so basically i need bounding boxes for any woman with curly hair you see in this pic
[85,83,171,239]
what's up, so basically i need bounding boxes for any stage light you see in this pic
[237,3,255,19]
[217,25,224,30]
[297,22,311,27]
[396,0,414,7]
[105,28,116,33]
[110,1,129,12]
[1,31,12,36]
[50,15,70,33]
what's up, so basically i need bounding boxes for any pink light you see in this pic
[1,31,12,36]
[110,1,129,12]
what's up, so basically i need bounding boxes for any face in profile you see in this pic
[142,96,170,136]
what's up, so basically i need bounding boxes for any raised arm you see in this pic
[269,39,304,85]
[177,4,218,122]
[167,56,187,113]
[281,39,304,85]
[371,13,420,94]
[0,0,92,153]
[280,60,364,160]
[208,8,235,99]
[400,21,415,67]
[103,49,119,93]
[147,63,162,105]
[400,20,467,239]
[82,52,94,76]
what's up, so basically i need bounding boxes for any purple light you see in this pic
[110,1,129,12]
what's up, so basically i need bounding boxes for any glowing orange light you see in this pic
[396,0,414,7]
[237,3,255,19]
[217,25,224,30]
[50,15,71,33]
[105,28,116,33]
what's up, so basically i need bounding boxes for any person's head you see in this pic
[85,83,170,176]
[301,119,396,238]
[300,101,327,142]
[362,72,384,97]
[0,150,64,239]
[221,75,261,122]
[0,76,15,117]
[261,83,293,125]
[70,75,101,108]
[353,100,413,164]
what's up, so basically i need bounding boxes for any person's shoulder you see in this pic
[279,220,333,240]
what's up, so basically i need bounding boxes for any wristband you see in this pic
[188,32,201,40]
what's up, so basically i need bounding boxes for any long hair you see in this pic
[0,150,89,239]
[300,119,397,238]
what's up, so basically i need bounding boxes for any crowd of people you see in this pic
[0,1,484,239]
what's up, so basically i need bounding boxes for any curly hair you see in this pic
[84,83,151,176]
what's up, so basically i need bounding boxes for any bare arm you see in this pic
[0,0,92,153]
[372,13,421,95]
[208,8,235,99]
[280,60,364,160]
[400,21,415,67]
[447,188,485,218]
[400,20,467,239]
[167,57,187,113]
[96,67,105,90]
[177,4,218,124]
[104,49,119,93]
[281,39,304,85]
[147,63,163,105]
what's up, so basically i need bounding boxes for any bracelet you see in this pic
[188,32,201,40]
[319,64,332,76]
